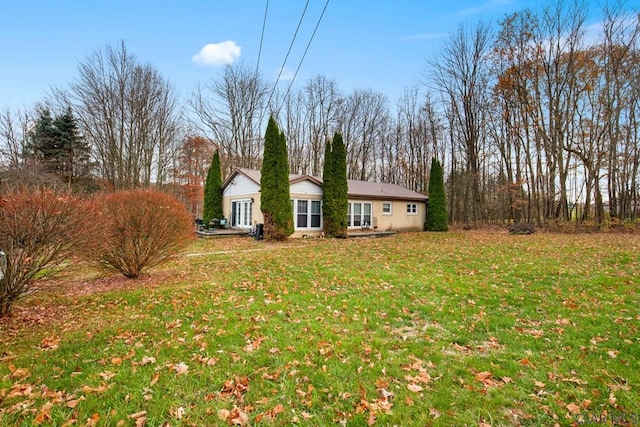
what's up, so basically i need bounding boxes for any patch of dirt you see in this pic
[0,271,171,338]
[0,304,70,342]
[67,271,171,296]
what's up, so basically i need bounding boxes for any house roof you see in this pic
[223,168,427,202]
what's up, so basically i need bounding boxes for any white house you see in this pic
[221,168,428,237]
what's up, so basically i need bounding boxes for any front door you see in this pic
[231,199,253,228]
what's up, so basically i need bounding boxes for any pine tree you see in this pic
[425,157,448,231]
[322,133,348,238]
[29,108,90,184]
[54,108,91,182]
[260,116,293,240]
[203,150,223,225]
[29,108,58,171]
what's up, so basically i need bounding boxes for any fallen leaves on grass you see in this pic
[473,371,512,389]
[40,335,61,351]
[8,365,30,379]
[242,335,266,352]
[402,355,436,394]
[218,406,250,425]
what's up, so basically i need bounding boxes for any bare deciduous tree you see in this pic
[431,22,493,224]
[191,63,268,171]
[0,107,33,169]
[304,76,341,176]
[338,89,391,181]
[66,41,181,189]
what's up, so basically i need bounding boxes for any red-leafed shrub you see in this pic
[0,188,93,317]
[83,189,194,279]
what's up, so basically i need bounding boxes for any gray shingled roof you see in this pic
[227,168,427,201]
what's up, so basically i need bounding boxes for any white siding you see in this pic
[223,174,260,197]
[290,180,322,196]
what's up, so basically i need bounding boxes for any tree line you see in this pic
[1,0,638,226]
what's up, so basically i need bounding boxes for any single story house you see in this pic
[221,168,428,237]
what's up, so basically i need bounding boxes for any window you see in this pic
[297,200,308,228]
[292,199,322,229]
[347,201,372,228]
[407,203,418,215]
[353,203,362,226]
[382,202,392,215]
[311,200,321,228]
[363,203,372,227]
[231,199,253,228]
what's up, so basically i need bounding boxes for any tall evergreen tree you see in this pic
[260,116,293,240]
[53,108,91,182]
[29,108,58,170]
[332,133,348,237]
[322,139,336,234]
[203,150,223,225]
[29,107,90,184]
[322,133,348,238]
[425,157,448,231]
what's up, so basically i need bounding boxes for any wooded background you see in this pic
[1,1,638,226]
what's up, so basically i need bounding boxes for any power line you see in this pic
[277,0,330,114]
[256,0,270,73]
[264,0,311,111]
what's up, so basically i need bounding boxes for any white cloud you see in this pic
[192,41,241,66]
[275,66,295,81]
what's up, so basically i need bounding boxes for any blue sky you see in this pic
[1,0,606,112]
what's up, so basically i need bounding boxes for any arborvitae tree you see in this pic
[332,133,348,236]
[203,150,223,225]
[322,133,348,238]
[425,157,448,231]
[260,116,293,240]
[322,139,337,235]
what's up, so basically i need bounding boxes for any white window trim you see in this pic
[231,198,253,228]
[382,202,393,216]
[347,201,373,229]
[406,203,418,216]
[292,198,323,230]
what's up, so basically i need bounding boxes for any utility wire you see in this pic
[277,0,330,114]
[256,0,270,73]
[264,0,311,112]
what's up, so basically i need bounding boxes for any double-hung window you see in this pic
[293,199,322,229]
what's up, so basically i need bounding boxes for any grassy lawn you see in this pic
[1,231,639,426]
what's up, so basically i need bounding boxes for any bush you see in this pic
[82,189,194,278]
[0,188,92,317]
[508,223,536,235]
